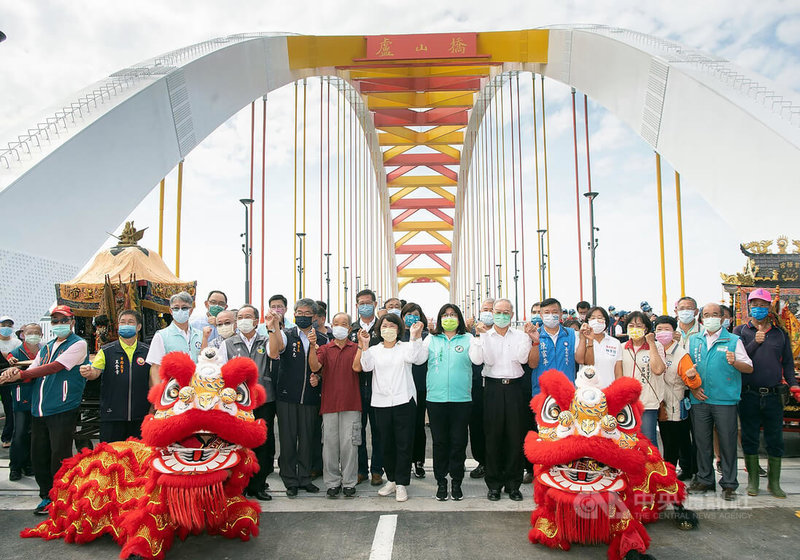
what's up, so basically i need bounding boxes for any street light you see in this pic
[239,198,254,304]
[476,281,482,312]
[343,266,349,313]
[496,264,502,297]
[484,274,490,299]
[356,275,361,293]
[324,253,332,320]
[536,229,547,300]
[584,191,599,306]
[511,250,520,316]
[296,233,306,299]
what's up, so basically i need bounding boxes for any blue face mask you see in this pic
[171,308,191,324]
[530,314,543,327]
[722,318,731,330]
[388,308,401,317]
[404,314,419,327]
[358,304,375,318]
[0,327,13,337]
[750,306,768,320]
[118,325,138,339]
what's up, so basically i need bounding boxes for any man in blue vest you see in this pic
[146,291,202,385]
[79,309,150,442]
[679,302,753,501]
[529,298,591,396]
[0,305,88,515]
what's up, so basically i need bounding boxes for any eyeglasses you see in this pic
[170,307,191,312]
[50,317,71,325]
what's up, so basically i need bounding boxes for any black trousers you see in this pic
[412,375,427,464]
[427,401,472,483]
[0,385,14,442]
[468,371,486,465]
[312,413,323,474]
[521,368,536,474]
[9,409,32,472]
[248,401,276,492]
[99,419,143,443]
[658,418,694,473]
[31,408,79,499]
[739,390,784,457]
[374,399,416,486]
[276,401,318,488]
[483,379,525,492]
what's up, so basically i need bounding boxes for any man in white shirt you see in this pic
[469,298,537,502]
[146,292,202,385]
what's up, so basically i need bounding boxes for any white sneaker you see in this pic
[395,484,408,502]
[377,481,396,496]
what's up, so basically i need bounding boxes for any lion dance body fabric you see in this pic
[22,347,267,559]
[524,369,690,560]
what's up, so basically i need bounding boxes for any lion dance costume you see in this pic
[524,369,697,560]
[22,347,267,560]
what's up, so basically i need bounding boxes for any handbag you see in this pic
[657,400,668,422]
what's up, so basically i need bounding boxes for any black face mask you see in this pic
[295,316,313,329]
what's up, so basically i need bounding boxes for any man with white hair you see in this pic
[146,292,202,385]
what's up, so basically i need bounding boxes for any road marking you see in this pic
[369,514,398,560]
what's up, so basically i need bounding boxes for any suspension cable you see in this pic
[531,73,542,301]
[515,73,527,319]
[293,81,298,300]
[261,96,267,315]
[249,101,255,302]
[570,88,584,301]
[540,75,552,295]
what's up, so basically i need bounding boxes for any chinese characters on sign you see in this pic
[365,33,478,60]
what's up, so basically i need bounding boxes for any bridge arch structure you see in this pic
[1,25,799,321]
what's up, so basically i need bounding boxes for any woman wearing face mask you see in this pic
[583,306,622,388]
[424,304,474,501]
[653,315,701,482]
[620,311,666,449]
[400,302,429,479]
[357,314,426,502]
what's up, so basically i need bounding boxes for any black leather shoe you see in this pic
[9,470,22,482]
[245,488,272,501]
[436,482,449,501]
[522,472,534,484]
[509,489,523,501]
[451,480,463,501]
[22,466,34,477]
[413,461,426,479]
[487,489,501,501]
[676,470,693,481]
[722,488,736,501]
[687,481,715,494]
[286,486,298,497]
[327,486,342,498]
[303,483,320,493]
[343,486,356,497]
[470,464,485,479]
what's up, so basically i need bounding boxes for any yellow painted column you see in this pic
[675,171,686,297]
[175,161,184,277]
[158,178,165,256]
[655,153,667,314]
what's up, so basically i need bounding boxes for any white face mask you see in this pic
[237,318,256,334]
[677,309,696,325]
[331,325,349,340]
[703,317,722,333]
[588,319,606,334]
[217,324,236,339]
[542,313,560,328]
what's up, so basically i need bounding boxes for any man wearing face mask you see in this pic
[0,305,89,515]
[0,315,22,448]
[675,296,700,350]
[678,302,753,501]
[78,310,150,443]
[219,305,274,501]
[190,290,228,345]
[349,289,385,486]
[267,298,329,496]
[529,302,542,328]
[146,292,202,385]
[469,298,537,501]
[384,298,402,318]
[575,301,590,324]
[529,298,590,396]
[207,309,237,350]
[734,289,800,498]
[6,323,42,480]
[467,298,494,479]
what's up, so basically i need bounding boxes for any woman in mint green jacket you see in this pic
[424,303,475,502]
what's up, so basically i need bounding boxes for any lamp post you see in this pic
[343,266,349,313]
[296,233,306,299]
[476,281,482,312]
[511,250,520,317]
[722,283,738,326]
[583,191,599,306]
[484,274,490,299]
[496,264,502,297]
[536,228,547,300]
[324,253,332,320]
[239,198,254,304]
[356,275,361,293]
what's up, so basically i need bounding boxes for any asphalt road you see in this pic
[2,508,799,560]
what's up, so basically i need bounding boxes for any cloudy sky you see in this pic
[2,0,799,322]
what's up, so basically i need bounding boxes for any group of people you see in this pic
[1,285,798,515]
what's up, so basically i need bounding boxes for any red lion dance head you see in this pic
[23,347,267,560]
[524,369,697,560]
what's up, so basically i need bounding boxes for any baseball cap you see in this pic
[51,305,74,317]
[748,288,772,303]
[0,315,13,324]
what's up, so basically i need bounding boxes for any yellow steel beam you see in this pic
[378,131,464,146]
[428,231,452,246]
[394,231,419,248]
[388,175,458,187]
[367,92,476,109]
[389,186,417,203]
[382,145,413,162]
[427,186,456,201]
[398,268,450,277]
[394,220,454,231]
[429,144,461,160]
[434,277,451,289]
[398,277,415,290]
[348,66,493,79]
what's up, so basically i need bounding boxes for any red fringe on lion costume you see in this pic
[21,347,267,559]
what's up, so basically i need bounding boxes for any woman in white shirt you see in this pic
[357,314,426,502]
[620,311,666,450]
[583,306,622,388]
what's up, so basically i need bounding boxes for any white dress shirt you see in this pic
[703,329,752,365]
[217,331,259,364]
[360,339,426,407]
[468,327,532,379]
